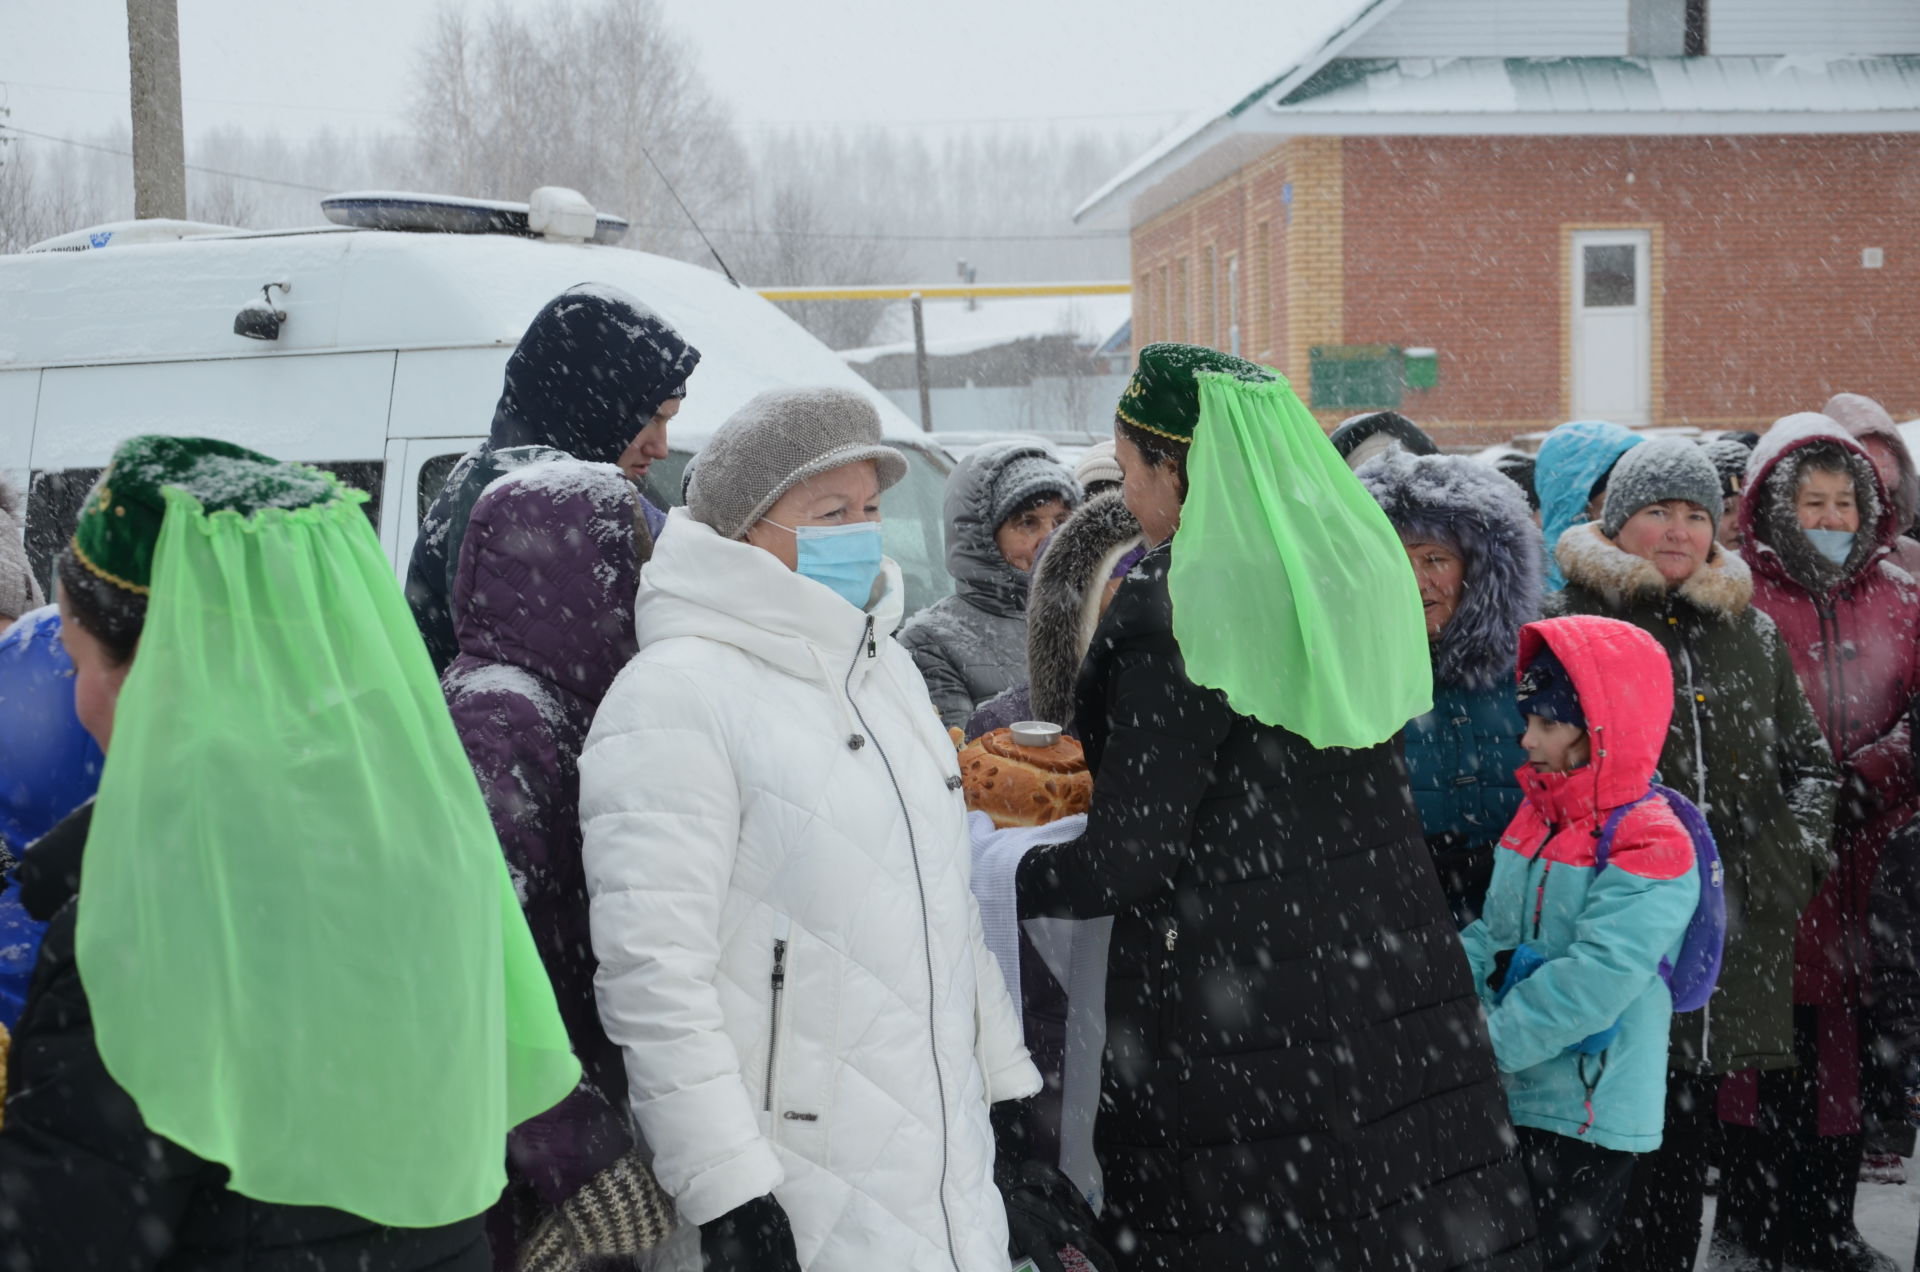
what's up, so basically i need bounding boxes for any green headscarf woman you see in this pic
[997,346,1534,1269]
[0,435,577,1268]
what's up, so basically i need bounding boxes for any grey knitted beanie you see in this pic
[0,476,44,621]
[687,387,908,540]
[1601,439,1724,538]
[987,451,1081,531]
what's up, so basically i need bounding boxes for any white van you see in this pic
[1,200,956,616]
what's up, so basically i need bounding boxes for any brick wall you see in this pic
[1130,132,1920,444]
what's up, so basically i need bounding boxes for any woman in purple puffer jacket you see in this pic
[444,459,673,1270]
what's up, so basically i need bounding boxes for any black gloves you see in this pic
[517,1151,676,1271]
[998,1158,1114,1272]
[699,1193,801,1272]
[992,1098,1114,1272]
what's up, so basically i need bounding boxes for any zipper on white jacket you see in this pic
[765,914,791,1113]
[841,624,962,1272]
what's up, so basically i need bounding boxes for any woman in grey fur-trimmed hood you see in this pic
[1356,452,1541,926]
[964,491,1144,740]
[901,441,1082,729]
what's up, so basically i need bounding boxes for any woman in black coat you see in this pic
[0,437,575,1270]
[1006,345,1538,1272]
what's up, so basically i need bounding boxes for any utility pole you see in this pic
[127,0,186,220]
[911,292,933,433]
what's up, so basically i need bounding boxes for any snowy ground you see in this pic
[1697,1163,1920,1270]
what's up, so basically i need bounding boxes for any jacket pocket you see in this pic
[763,915,790,1113]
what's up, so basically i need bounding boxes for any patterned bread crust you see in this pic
[958,728,1092,828]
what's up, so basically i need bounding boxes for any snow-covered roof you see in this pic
[0,225,926,449]
[1072,0,1403,228]
[1274,53,1920,120]
[839,293,1133,365]
[1076,3,1920,230]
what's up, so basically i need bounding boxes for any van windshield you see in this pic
[644,444,955,619]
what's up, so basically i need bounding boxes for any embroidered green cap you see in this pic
[1116,342,1277,444]
[71,435,341,594]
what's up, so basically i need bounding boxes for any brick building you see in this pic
[1074,0,1920,445]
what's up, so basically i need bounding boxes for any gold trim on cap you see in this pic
[68,535,152,597]
[1116,404,1193,445]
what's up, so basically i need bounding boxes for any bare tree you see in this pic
[723,181,905,349]
[409,0,751,262]
[0,139,114,252]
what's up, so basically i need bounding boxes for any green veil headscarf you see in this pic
[1122,344,1432,749]
[71,436,577,1227]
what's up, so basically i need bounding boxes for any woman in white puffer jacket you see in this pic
[581,387,1041,1272]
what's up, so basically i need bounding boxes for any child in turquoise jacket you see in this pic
[1460,615,1699,1271]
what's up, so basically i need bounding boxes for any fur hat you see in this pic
[1600,440,1724,538]
[0,477,42,620]
[1356,451,1543,691]
[686,388,906,540]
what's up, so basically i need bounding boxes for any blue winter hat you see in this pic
[1516,645,1586,731]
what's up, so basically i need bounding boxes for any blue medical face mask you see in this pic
[765,519,885,608]
[1805,528,1856,567]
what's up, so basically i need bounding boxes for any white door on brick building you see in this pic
[1570,231,1651,427]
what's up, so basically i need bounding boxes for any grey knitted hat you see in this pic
[1701,435,1756,498]
[0,476,44,621]
[1601,439,1724,538]
[687,387,907,540]
[987,450,1081,531]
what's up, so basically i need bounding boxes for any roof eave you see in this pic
[1251,109,1920,135]
[1071,0,1406,228]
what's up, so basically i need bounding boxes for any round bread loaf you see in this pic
[958,727,1092,828]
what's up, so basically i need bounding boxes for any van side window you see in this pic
[25,461,381,599]
[307,461,382,528]
[24,468,104,602]
[417,453,465,523]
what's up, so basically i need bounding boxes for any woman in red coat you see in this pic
[1721,412,1920,1272]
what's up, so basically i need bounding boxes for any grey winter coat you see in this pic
[900,441,1080,729]
[965,492,1144,739]
[1357,452,1543,926]
[1548,522,1838,1074]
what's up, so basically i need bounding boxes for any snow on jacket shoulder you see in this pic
[580,508,1037,1272]
[444,462,643,1215]
[1460,617,1699,1153]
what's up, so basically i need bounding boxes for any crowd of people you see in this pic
[0,279,1914,1272]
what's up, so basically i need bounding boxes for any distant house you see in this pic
[1075,0,1920,444]
[843,293,1132,433]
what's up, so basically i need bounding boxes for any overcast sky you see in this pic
[2,0,1357,144]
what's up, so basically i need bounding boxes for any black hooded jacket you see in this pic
[0,804,488,1270]
[406,285,699,672]
[1013,542,1538,1272]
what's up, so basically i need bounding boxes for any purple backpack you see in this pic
[1594,784,1726,1013]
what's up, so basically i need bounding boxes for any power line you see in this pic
[4,77,1179,132]
[3,124,335,193]
[1,77,406,120]
[3,125,1130,243]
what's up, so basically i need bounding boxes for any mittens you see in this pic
[998,1157,1115,1272]
[698,1193,801,1272]
[517,1150,676,1272]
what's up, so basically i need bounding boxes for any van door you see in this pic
[393,437,484,582]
